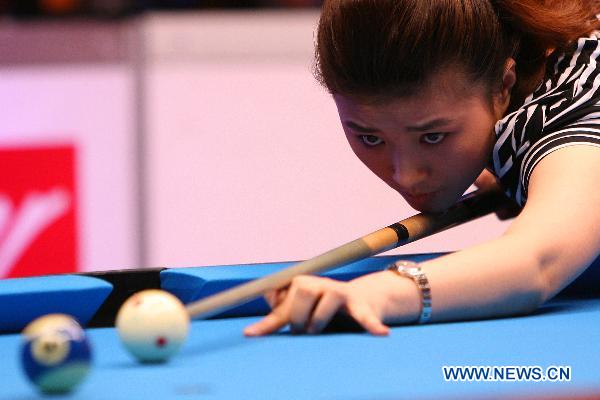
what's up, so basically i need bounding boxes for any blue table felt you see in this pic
[1,298,599,400]
[1,253,600,399]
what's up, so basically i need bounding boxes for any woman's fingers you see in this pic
[264,290,277,308]
[474,169,498,190]
[264,287,288,309]
[289,285,322,333]
[347,301,390,336]
[495,199,522,220]
[245,286,299,336]
[244,276,389,337]
[474,169,521,220]
[244,306,289,337]
[307,290,345,334]
[245,276,323,336]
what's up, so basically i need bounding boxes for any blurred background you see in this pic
[0,0,507,278]
[0,0,323,17]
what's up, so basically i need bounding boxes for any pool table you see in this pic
[1,252,599,400]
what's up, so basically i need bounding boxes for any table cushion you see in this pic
[0,275,113,332]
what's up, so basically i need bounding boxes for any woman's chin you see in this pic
[403,192,457,213]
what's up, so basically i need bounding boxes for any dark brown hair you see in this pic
[314,0,600,107]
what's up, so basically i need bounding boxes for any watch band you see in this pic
[386,260,432,324]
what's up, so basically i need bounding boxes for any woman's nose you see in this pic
[391,155,428,191]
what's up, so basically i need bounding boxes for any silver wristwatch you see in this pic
[386,260,432,324]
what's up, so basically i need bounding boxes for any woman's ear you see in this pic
[495,58,517,116]
[502,58,517,98]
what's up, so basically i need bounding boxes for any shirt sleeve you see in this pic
[520,110,600,196]
[491,32,600,206]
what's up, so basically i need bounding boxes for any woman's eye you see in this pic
[421,133,446,145]
[360,135,384,146]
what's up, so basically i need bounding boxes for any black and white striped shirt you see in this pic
[491,32,600,206]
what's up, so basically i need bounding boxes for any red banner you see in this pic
[0,145,78,278]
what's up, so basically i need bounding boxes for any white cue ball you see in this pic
[116,289,190,363]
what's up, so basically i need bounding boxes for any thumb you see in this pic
[474,169,498,190]
[264,287,289,309]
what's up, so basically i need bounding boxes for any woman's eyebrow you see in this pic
[406,118,455,132]
[344,120,380,133]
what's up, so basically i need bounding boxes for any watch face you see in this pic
[388,261,420,275]
[396,261,418,268]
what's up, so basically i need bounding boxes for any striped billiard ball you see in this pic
[21,314,91,394]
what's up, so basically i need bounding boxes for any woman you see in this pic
[244,0,600,336]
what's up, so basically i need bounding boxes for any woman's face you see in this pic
[334,70,510,212]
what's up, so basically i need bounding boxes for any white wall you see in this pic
[143,12,510,268]
[0,21,139,273]
[0,13,511,275]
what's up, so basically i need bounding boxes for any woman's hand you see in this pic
[474,169,521,220]
[243,271,422,336]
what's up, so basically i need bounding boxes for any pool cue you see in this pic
[185,186,508,319]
